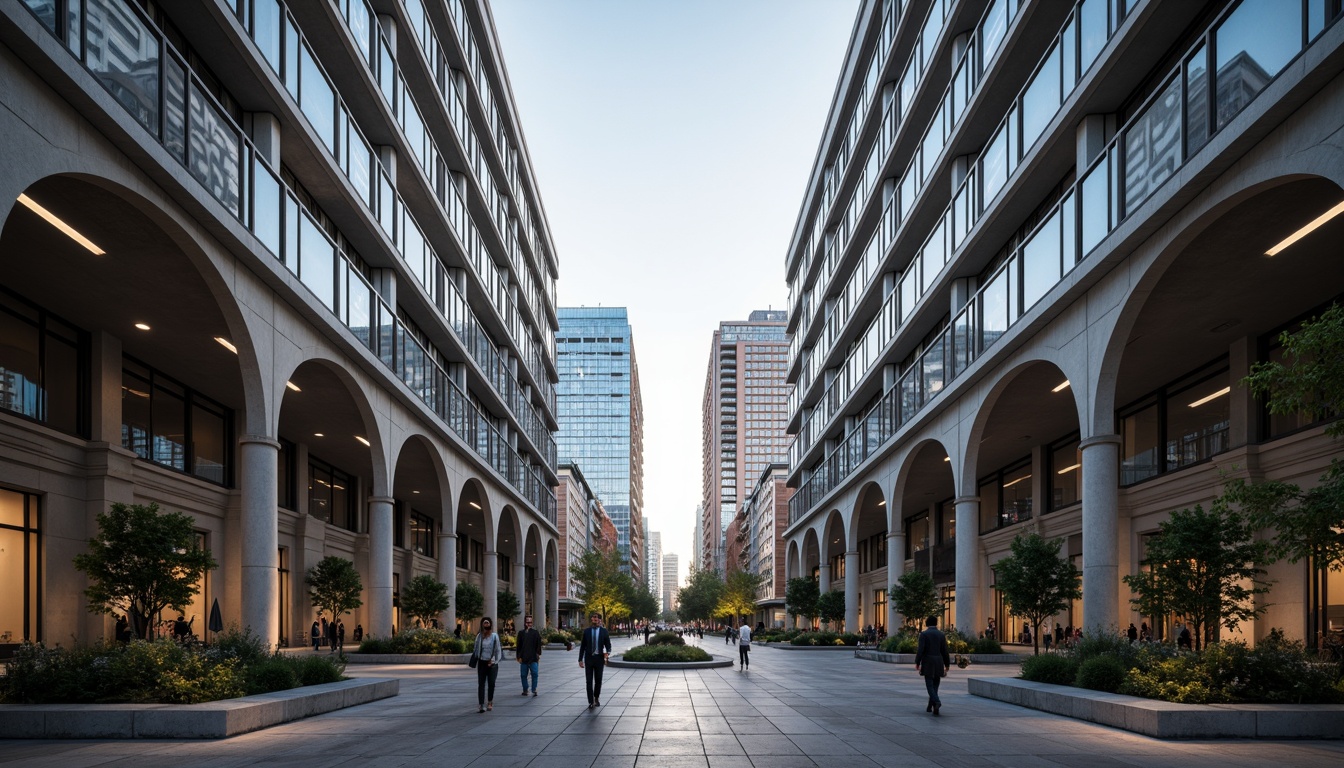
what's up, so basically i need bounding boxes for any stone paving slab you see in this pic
[5,635,1344,766]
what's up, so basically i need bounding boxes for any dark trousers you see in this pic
[584,661,605,703]
[924,674,942,706]
[739,644,750,667]
[477,662,498,706]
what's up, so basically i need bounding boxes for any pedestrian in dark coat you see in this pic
[914,616,951,716]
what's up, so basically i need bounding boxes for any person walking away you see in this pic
[644,623,651,644]
[915,616,951,716]
[474,617,502,712]
[320,616,328,648]
[336,620,345,652]
[737,621,752,669]
[516,614,543,696]
[725,625,733,644]
[326,618,337,653]
[577,613,612,709]
[311,618,321,651]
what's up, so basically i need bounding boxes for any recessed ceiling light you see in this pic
[469,501,482,509]
[314,432,325,438]
[354,435,371,447]
[18,193,106,255]
[1266,199,1344,256]
[1003,474,1031,488]
[286,381,301,392]
[943,456,950,462]
[214,337,238,354]
[412,490,420,494]
[1056,463,1080,475]
[876,500,885,506]
[134,323,151,331]
[1052,380,1070,393]
[1188,387,1230,408]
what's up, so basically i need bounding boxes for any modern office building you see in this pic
[645,522,662,611]
[783,0,1344,643]
[661,553,680,616]
[0,0,561,650]
[555,463,606,628]
[699,310,791,574]
[742,464,793,628]
[556,307,644,580]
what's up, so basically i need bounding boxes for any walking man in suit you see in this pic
[577,612,611,709]
[914,616,951,716]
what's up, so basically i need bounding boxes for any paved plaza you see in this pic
[4,636,1343,767]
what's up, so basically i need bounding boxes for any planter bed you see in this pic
[0,678,398,739]
[762,642,860,650]
[856,650,1028,664]
[969,676,1344,739]
[343,652,472,665]
[607,654,734,670]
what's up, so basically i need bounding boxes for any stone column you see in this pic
[1081,435,1122,634]
[886,530,905,630]
[239,436,280,648]
[534,571,547,626]
[513,561,527,629]
[844,550,859,632]
[954,496,980,634]
[438,531,457,631]
[547,570,559,629]
[818,562,831,593]
[368,496,395,638]
[483,550,498,628]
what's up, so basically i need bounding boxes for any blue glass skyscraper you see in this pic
[556,308,644,579]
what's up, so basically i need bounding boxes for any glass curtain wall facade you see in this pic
[700,311,791,574]
[556,308,644,579]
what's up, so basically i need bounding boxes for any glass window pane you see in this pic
[300,44,336,152]
[85,0,160,137]
[0,309,41,420]
[1186,45,1211,154]
[980,0,1007,68]
[1001,463,1032,526]
[152,383,186,471]
[1021,43,1061,153]
[192,402,226,484]
[43,333,80,435]
[0,525,29,641]
[163,58,187,163]
[1049,439,1081,510]
[978,479,1000,532]
[253,159,282,257]
[21,0,56,34]
[0,485,25,528]
[981,124,1009,205]
[1078,0,1107,75]
[121,371,151,458]
[1123,76,1182,215]
[1215,0,1302,129]
[980,268,1009,347]
[1167,375,1231,469]
[1121,403,1159,484]
[254,0,283,73]
[309,463,332,522]
[1022,210,1061,309]
[299,213,336,310]
[1080,155,1110,254]
[188,88,241,216]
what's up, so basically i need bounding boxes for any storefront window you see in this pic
[907,514,930,557]
[0,488,40,650]
[308,455,356,531]
[1048,435,1081,511]
[122,357,231,485]
[1119,361,1231,486]
[0,290,88,436]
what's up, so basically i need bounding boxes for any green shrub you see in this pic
[971,636,1004,654]
[1075,655,1127,693]
[294,653,345,686]
[244,657,299,695]
[212,627,270,666]
[357,628,466,654]
[621,645,712,663]
[542,628,575,644]
[1121,655,1224,703]
[648,631,685,646]
[1069,631,1138,667]
[878,635,917,654]
[1020,653,1080,686]
[358,637,392,653]
[838,632,864,646]
[788,631,857,646]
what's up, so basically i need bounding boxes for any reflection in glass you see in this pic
[1049,438,1081,510]
[192,403,226,484]
[1186,45,1210,154]
[1080,156,1110,254]
[1121,402,1159,484]
[253,160,282,257]
[164,58,186,163]
[1022,210,1061,309]
[1215,0,1302,129]
[1123,76,1181,215]
[1000,462,1032,527]
[0,309,40,421]
[1078,0,1107,75]
[300,44,336,152]
[85,0,159,137]
[980,268,1009,347]
[981,125,1009,205]
[188,88,240,216]
[1021,43,1061,154]
[299,213,335,310]
[152,380,186,471]
[254,0,283,73]
[1167,375,1230,470]
[980,0,1007,69]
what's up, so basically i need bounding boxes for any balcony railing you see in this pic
[19,0,556,524]
[789,0,1339,524]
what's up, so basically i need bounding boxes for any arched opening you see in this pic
[821,510,846,629]
[524,524,542,622]
[545,539,559,629]
[800,528,821,629]
[849,483,887,634]
[455,479,491,632]
[896,440,957,629]
[0,175,257,646]
[391,436,448,630]
[966,361,1079,642]
[497,505,524,632]
[1109,177,1344,644]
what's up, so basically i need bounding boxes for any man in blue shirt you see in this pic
[577,613,611,709]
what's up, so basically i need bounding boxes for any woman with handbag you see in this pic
[473,617,502,713]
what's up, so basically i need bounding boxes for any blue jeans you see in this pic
[519,661,538,692]
[924,674,942,706]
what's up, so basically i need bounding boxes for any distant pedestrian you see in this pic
[1043,625,1052,651]
[578,613,612,709]
[1127,623,1138,644]
[326,618,337,653]
[1178,626,1193,650]
[644,623,651,643]
[474,617,502,712]
[1139,622,1151,643]
[516,615,543,697]
[336,620,345,652]
[311,618,321,651]
[738,621,752,669]
[914,616,951,716]
[353,623,364,644]
[320,616,329,648]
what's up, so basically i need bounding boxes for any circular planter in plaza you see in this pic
[607,653,734,669]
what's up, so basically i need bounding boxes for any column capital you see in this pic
[367,496,395,505]
[438,531,459,540]
[845,550,859,557]
[953,496,980,505]
[239,435,281,449]
[1080,434,1122,449]
[886,530,905,540]
[485,550,498,557]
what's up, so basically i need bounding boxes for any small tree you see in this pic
[306,556,363,629]
[890,570,942,633]
[496,590,521,629]
[717,570,766,627]
[676,567,724,625]
[1243,302,1344,437]
[624,579,660,623]
[785,577,819,628]
[401,574,449,629]
[1123,500,1272,651]
[74,502,218,640]
[816,589,846,630]
[991,534,1081,655]
[570,548,629,622]
[455,582,484,628]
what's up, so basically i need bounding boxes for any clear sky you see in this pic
[490,0,861,586]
